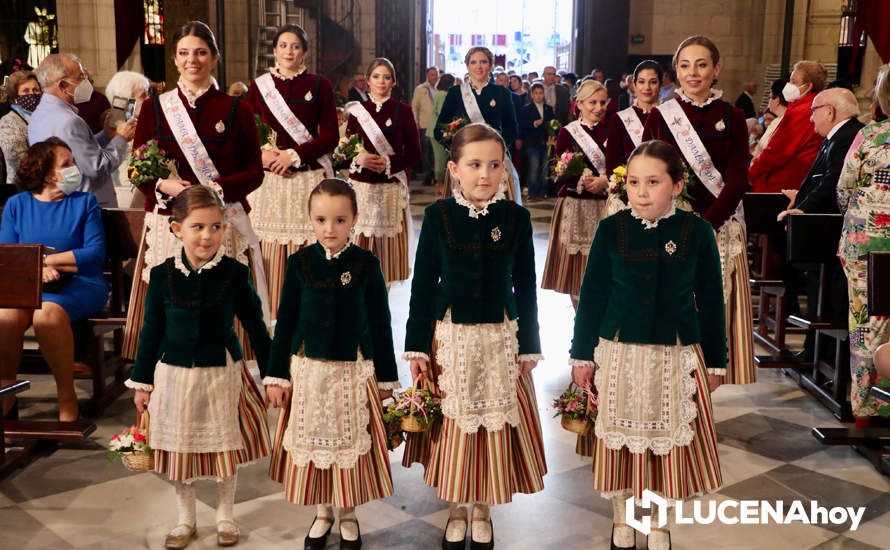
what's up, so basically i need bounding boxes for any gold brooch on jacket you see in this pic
[215,120,225,133]
[385,118,392,127]
[304,90,313,101]
[489,99,496,107]
[340,271,352,286]
[491,227,502,242]
[665,240,677,255]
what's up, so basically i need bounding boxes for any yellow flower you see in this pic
[612,165,627,177]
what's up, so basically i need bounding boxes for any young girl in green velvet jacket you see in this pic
[570,140,726,550]
[263,178,399,550]
[127,185,271,549]
[403,123,546,549]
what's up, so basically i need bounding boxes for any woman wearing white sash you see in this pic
[344,58,421,284]
[434,46,521,204]
[642,35,755,386]
[123,21,267,362]
[606,60,662,175]
[246,24,338,321]
[541,80,611,309]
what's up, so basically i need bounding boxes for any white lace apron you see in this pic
[349,178,407,238]
[558,196,608,255]
[247,169,321,246]
[434,310,521,434]
[593,338,699,456]
[148,353,243,453]
[283,353,374,469]
[714,219,745,305]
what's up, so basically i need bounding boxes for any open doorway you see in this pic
[426,0,575,76]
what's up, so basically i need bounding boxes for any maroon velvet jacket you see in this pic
[133,86,263,214]
[345,98,421,183]
[553,120,609,199]
[246,70,338,170]
[642,97,750,229]
[606,105,651,175]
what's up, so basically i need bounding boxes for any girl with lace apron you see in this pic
[542,80,611,310]
[126,186,271,549]
[571,141,724,550]
[403,123,546,549]
[642,35,756,386]
[122,22,270,365]
[344,58,421,284]
[246,24,338,321]
[263,179,400,550]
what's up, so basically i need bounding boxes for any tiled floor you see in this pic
[3,183,889,549]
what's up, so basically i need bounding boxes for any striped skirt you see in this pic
[268,375,393,507]
[541,197,608,297]
[152,362,270,482]
[353,216,409,284]
[581,344,722,502]
[721,222,756,385]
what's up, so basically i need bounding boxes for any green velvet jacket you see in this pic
[405,197,541,356]
[265,243,398,383]
[130,253,271,385]
[570,208,728,370]
[434,81,518,145]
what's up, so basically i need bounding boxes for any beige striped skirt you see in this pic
[541,197,608,297]
[268,373,393,507]
[575,341,722,502]
[151,361,270,482]
[721,222,756,385]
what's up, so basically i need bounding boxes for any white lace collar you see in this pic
[579,118,600,130]
[177,77,219,108]
[453,186,506,219]
[629,203,677,230]
[174,245,226,276]
[676,88,723,108]
[632,100,656,114]
[271,65,307,80]
[368,93,391,113]
[320,241,352,260]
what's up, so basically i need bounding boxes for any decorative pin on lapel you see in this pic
[489,99,496,107]
[714,120,726,131]
[214,120,225,133]
[385,118,392,127]
[665,240,677,255]
[491,227,502,242]
[304,90,313,101]
[340,271,352,286]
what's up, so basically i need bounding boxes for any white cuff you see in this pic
[262,376,292,388]
[382,155,392,178]
[402,351,430,362]
[377,381,402,390]
[124,379,154,392]
[569,359,596,368]
[518,354,544,362]
[284,148,302,168]
[706,368,727,376]
[349,157,362,174]
[154,179,170,209]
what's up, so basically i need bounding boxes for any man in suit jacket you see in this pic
[542,66,570,125]
[518,82,555,200]
[734,79,758,120]
[347,72,368,102]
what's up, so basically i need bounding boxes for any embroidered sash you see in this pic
[346,102,408,188]
[656,98,745,226]
[256,73,333,177]
[566,120,607,176]
[617,106,644,148]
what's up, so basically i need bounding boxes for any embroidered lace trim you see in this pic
[402,351,431,362]
[247,169,323,246]
[351,179,407,237]
[629,203,677,230]
[262,376,292,389]
[676,88,724,108]
[173,245,227,277]
[177,77,218,109]
[558,196,608,255]
[517,354,544,362]
[271,66,307,80]
[377,380,402,390]
[452,187,506,219]
[321,242,352,260]
[715,219,745,304]
[569,359,596,368]
[124,379,154,392]
[579,119,599,129]
[368,93,391,112]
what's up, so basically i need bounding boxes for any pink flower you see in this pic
[111,434,120,441]
[565,401,578,412]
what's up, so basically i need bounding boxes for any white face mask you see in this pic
[66,78,94,104]
[56,165,82,195]
[782,82,802,103]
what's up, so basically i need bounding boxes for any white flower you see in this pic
[715,120,726,132]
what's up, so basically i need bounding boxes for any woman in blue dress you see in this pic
[0,137,108,421]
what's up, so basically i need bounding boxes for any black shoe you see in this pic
[610,524,635,550]
[469,518,494,550]
[339,518,362,549]
[304,515,333,550]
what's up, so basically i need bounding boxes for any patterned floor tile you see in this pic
[716,412,825,462]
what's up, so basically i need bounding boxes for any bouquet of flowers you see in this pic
[332,134,366,170]
[551,152,593,194]
[128,140,177,189]
[106,413,153,472]
[608,164,628,200]
[552,382,597,436]
[255,114,277,149]
[438,116,470,150]
[383,379,442,433]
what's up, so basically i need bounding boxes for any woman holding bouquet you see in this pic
[433,47,522,204]
[122,21,267,362]
[343,58,421,284]
[541,79,611,309]
[246,24,338,321]
[642,35,755,386]
[606,60,663,174]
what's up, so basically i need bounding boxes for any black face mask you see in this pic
[14,92,42,113]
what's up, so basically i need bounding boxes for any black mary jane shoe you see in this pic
[610,524,635,550]
[304,515,333,550]
[339,517,362,549]
[469,517,494,550]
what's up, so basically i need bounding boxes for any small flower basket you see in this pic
[553,382,597,436]
[384,378,442,433]
[107,411,153,472]
[381,397,405,451]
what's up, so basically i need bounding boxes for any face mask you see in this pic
[14,92,42,112]
[56,165,82,195]
[782,82,802,103]
[66,78,94,104]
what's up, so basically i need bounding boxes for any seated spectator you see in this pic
[754,78,788,158]
[749,60,827,192]
[0,70,41,183]
[518,82,554,200]
[0,138,109,422]
[29,53,136,207]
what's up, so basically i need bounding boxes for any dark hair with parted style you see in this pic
[273,24,309,52]
[168,185,225,225]
[633,60,664,83]
[627,140,687,184]
[436,73,455,91]
[14,137,72,193]
[308,178,358,216]
[673,35,720,69]
[365,57,397,85]
[172,21,220,57]
[449,122,506,162]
